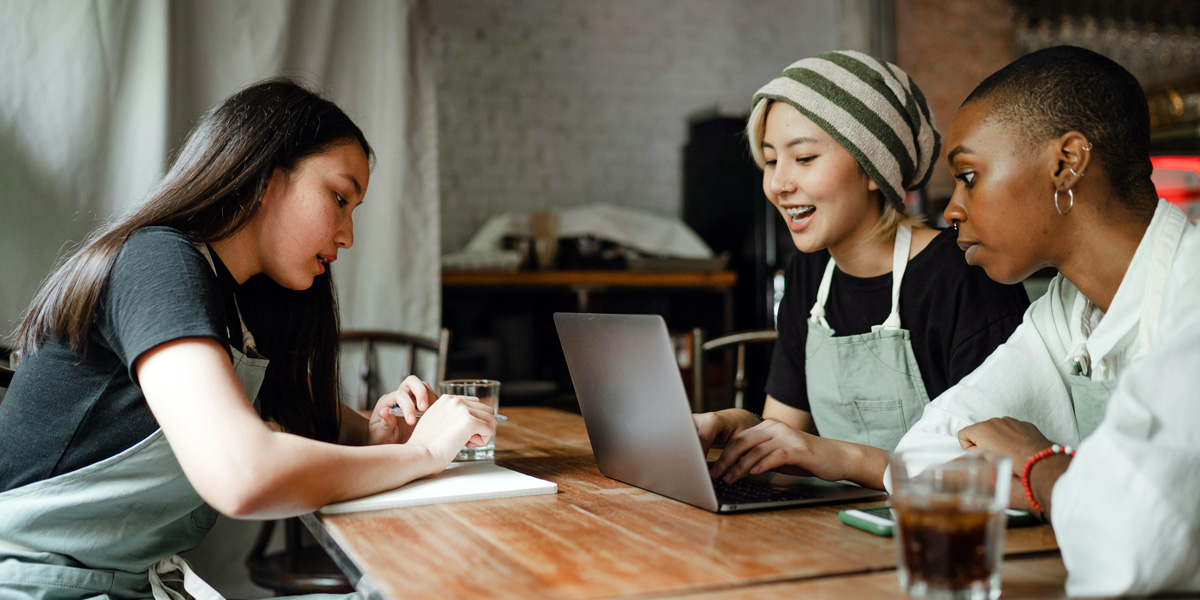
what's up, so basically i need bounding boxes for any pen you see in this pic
[389,405,509,422]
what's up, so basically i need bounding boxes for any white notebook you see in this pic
[319,461,558,515]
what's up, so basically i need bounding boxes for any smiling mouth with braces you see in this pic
[784,206,815,222]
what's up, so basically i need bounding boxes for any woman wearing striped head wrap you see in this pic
[695,51,1029,490]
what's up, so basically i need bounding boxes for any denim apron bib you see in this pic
[1065,206,1187,440]
[0,245,269,599]
[804,225,928,451]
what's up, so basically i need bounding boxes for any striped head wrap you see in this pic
[752,50,940,213]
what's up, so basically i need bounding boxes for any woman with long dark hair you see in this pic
[0,79,494,598]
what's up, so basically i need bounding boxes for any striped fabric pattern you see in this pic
[752,50,941,212]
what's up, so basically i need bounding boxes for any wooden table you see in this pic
[304,407,1065,599]
[442,269,738,333]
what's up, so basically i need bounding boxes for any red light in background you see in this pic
[1151,156,1200,203]
[1151,156,1200,219]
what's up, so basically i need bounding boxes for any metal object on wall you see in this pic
[1013,0,1200,88]
[1145,76,1200,149]
[1012,0,1200,149]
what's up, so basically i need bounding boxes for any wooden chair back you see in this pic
[690,328,778,412]
[339,328,450,410]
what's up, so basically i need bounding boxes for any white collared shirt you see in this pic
[889,200,1200,595]
[1051,313,1200,596]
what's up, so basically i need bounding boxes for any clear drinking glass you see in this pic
[438,379,501,461]
[888,449,1012,600]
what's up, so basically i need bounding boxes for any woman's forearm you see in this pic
[1030,454,1071,520]
[138,338,445,519]
[220,430,439,519]
[762,397,817,434]
[837,440,889,489]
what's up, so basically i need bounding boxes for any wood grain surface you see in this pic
[315,407,1063,600]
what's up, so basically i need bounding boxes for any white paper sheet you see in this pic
[319,461,557,515]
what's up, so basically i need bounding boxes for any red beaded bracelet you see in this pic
[1021,443,1075,514]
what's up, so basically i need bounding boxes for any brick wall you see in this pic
[895,0,1017,202]
[431,0,839,253]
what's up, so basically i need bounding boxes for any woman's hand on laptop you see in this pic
[710,422,890,489]
[708,420,844,483]
[693,409,764,454]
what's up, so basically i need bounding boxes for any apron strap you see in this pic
[874,224,912,332]
[147,555,225,600]
[195,244,259,353]
[809,224,914,332]
[809,258,837,329]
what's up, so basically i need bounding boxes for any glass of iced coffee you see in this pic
[888,449,1011,600]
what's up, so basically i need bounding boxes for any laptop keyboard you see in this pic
[712,477,816,505]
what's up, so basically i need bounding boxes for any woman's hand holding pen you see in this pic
[367,375,438,445]
[405,395,497,468]
[366,374,496,468]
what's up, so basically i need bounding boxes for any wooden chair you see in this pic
[339,329,450,410]
[690,328,778,412]
[245,328,450,596]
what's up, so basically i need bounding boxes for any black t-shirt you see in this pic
[765,228,1029,412]
[0,227,241,492]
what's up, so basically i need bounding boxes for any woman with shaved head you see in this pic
[894,45,1200,596]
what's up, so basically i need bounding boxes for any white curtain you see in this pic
[0,0,441,345]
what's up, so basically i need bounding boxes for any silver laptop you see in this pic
[554,312,886,513]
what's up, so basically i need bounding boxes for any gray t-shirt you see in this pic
[0,227,238,492]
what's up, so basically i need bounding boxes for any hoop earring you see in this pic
[1054,187,1074,216]
[1068,164,1085,178]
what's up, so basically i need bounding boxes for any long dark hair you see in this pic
[15,78,373,442]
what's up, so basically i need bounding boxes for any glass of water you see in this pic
[438,379,501,461]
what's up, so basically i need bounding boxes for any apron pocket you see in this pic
[852,397,909,451]
[0,553,117,597]
[190,504,219,531]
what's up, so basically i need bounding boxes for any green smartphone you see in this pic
[838,505,1039,537]
[838,505,897,536]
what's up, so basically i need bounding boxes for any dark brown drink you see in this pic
[893,498,1005,594]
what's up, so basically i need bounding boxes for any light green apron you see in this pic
[1065,206,1187,440]
[804,225,928,451]
[0,245,351,599]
